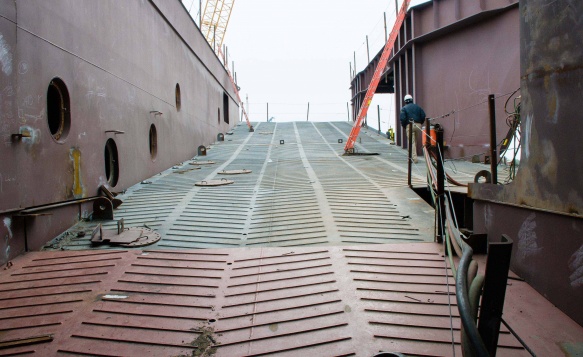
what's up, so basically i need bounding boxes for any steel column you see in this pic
[478,235,514,355]
[488,94,498,184]
[436,126,444,243]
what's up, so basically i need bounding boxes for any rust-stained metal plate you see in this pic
[195,179,234,186]
[0,244,580,356]
[217,169,252,175]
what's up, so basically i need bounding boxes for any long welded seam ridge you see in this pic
[155,123,261,237]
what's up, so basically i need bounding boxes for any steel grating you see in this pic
[3,243,576,356]
[48,121,439,251]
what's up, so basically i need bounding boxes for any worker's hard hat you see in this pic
[404,94,413,103]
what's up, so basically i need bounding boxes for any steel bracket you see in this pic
[93,197,114,220]
[100,185,123,209]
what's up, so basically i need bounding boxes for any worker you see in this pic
[399,94,426,163]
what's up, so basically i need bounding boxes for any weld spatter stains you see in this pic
[70,148,85,198]
[2,217,11,264]
[568,245,583,288]
[3,217,12,239]
[19,125,41,146]
[516,213,542,264]
[484,204,493,231]
[522,113,533,160]
[0,33,13,75]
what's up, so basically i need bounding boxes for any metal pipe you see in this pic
[20,196,101,214]
[23,216,28,252]
[366,35,370,63]
[395,0,399,16]
[408,121,413,187]
[266,102,269,122]
[488,94,497,184]
[347,102,350,121]
[425,118,431,147]
[377,105,381,134]
[307,102,310,121]
[436,126,445,243]
[456,246,489,357]
[384,12,388,43]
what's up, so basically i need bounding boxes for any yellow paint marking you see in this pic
[71,148,83,197]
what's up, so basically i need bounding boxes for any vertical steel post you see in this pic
[407,121,413,187]
[213,25,216,52]
[347,102,350,121]
[266,102,269,122]
[307,102,310,121]
[377,105,381,134]
[436,126,445,243]
[354,51,357,75]
[384,12,388,43]
[366,35,370,63]
[425,118,431,147]
[478,235,514,355]
[349,62,352,80]
[488,94,497,184]
[395,0,399,18]
[199,0,202,27]
[23,217,29,252]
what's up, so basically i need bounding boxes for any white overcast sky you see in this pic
[182,0,429,131]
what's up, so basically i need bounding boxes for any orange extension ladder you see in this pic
[344,0,410,153]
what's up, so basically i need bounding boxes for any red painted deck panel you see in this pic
[1,244,581,356]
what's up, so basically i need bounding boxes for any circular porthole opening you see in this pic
[47,78,71,141]
[149,124,157,160]
[175,83,181,111]
[104,139,119,187]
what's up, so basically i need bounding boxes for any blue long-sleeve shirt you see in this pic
[399,103,426,127]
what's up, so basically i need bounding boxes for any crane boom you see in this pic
[344,0,410,154]
[201,0,235,52]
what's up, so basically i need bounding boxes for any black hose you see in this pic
[456,245,489,357]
